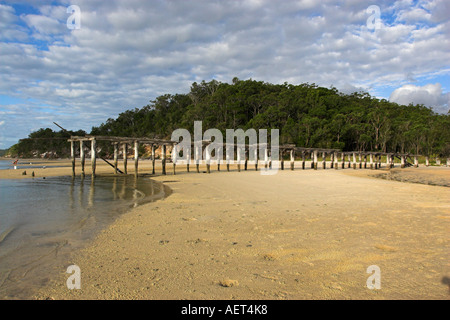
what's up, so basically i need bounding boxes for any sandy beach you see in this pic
[1,158,449,299]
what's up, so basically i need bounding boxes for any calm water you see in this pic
[0,175,169,299]
[0,159,67,170]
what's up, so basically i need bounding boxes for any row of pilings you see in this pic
[68,135,448,177]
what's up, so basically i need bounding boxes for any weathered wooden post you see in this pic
[172,144,177,175]
[446,158,450,167]
[378,155,382,169]
[196,144,201,173]
[425,156,429,167]
[302,151,306,170]
[313,150,318,170]
[254,145,258,171]
[435,156,441,165]
[91,138,97,177]
[341,152,345,169]
[206,144,211,174]
[330,152,334,169]
[113,143,119,174]
[414,155,419,168]
[151,144,156,174]
[237,145,241,172]
[401,155,405,168]
[123,143,128,174]
[369,153,374,169]
[280,151,284,170]
[310,152,314,169]
[374,154,378,169]
[290,149,295,170]
[352,152,357,169]
[80,140,85,176]
[359,153,362,169]
[70,140,75,176]
[347,153,351,168]
[244,149,248,171]
[134,140,139,177]
[162,144,166,175]
[264,147,269,169]
[322,152,326,169]
[334,152,339,170]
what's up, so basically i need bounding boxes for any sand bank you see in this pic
[21,162,449,300]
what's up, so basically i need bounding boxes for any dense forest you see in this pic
[6,78,450,159]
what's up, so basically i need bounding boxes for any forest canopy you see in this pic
[7,78,450,158]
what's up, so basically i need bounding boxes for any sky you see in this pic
[0,0,449,149]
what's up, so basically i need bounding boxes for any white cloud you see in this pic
[389,83,450,113]
[0,0,449,147]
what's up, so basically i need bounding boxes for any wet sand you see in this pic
[2,159,449,299]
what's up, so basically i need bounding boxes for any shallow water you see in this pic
[0,175,169,299]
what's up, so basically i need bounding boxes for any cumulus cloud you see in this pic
[0,0,449,147]
[389,83,450,113]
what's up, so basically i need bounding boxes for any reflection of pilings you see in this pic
[113,177,118,200]
[70,176,75,209]
[88,176,95,208]
[79,175,84,206]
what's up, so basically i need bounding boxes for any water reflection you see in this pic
[0,175,168,299]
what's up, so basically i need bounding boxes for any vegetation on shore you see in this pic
[6,78,450,159]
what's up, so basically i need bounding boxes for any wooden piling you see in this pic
[172,144,177,175]
[313,150,318,170]
[134,140,139,177]
[352,152,356,169]
[91,139,97,177]
[290,149,295,170]
[71,140,75,176]
[80,141,85,176]
[302,152,306,170]
[341,153,345,169]
[113,143,118,174]
[151,144,156,174]
[334,152,339,170]
[123,143,128,174]
[162,144,166,175]
[322,152,326,169]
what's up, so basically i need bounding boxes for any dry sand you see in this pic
[1,158,449,299]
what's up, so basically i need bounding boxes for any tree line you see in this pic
[7,78,450,158]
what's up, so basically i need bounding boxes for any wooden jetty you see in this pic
[66,135,435,177]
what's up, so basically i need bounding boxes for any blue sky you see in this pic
[0,0,449,149]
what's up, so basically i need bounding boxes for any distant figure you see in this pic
[12,159,18,169]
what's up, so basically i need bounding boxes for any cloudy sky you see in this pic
[0,0,449,149]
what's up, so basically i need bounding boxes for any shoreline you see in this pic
[19,161,448,300]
